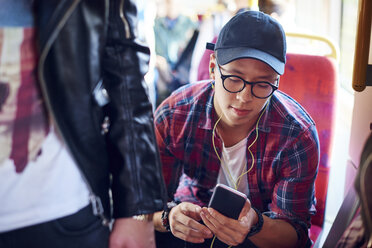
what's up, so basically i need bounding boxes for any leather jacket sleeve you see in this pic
[103,0,167,218]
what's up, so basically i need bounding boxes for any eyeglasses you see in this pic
[216,64,279,99]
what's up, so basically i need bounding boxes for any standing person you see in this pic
[153,0,198,106]
[153,0,197,69]
[153,11,319,248]
[0,0,166,248]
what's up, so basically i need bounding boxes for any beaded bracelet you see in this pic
[161,201,178,231]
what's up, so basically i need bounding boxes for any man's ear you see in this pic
[209,53,217,79]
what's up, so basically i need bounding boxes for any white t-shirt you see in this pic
[217,137,249,195]
[0,130,90,232]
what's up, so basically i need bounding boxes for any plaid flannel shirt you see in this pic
[154,81,319,247]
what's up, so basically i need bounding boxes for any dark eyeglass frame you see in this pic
[216,64,279,99]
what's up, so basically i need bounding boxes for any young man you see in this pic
[153,11,319,248]
[0,1,166,248]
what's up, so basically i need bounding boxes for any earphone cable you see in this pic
[210,98,271,248]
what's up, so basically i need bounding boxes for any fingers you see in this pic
[169,203,213,243]
[179,202,203,221]
[200,207,249,246]
[171,223,211,243]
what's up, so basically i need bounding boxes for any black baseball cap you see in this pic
[207,11,286,75]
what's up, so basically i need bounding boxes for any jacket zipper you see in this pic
[119,0,131,39]
[37,0,110,227]
[118,0,145,208]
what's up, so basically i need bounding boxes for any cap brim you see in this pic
[216,47,285,75]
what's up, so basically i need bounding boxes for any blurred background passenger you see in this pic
[153,0,198,106]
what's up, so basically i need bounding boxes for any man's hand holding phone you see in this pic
[200,184,259,247]
[168,202,213,243]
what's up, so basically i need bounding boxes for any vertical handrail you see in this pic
[352,0,372,92]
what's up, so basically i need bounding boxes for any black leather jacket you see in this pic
[34,0,166,222]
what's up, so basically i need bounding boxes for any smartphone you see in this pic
[208,184,247,220]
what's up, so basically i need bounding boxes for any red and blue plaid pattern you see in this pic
[155,81,319,246]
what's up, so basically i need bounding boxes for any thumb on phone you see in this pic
[238,199,251,220]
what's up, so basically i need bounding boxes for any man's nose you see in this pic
[236,84,254,102]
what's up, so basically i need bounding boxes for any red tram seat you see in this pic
[279,52,338,245]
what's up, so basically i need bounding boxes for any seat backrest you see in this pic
[279,53,338,228]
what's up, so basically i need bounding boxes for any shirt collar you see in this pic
[257,101,271,133]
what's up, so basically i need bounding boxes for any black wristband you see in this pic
[161,201,178,232]
[246,207,264,237]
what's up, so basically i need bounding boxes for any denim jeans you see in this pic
[155,231,258,248]
[0,205,109,248]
